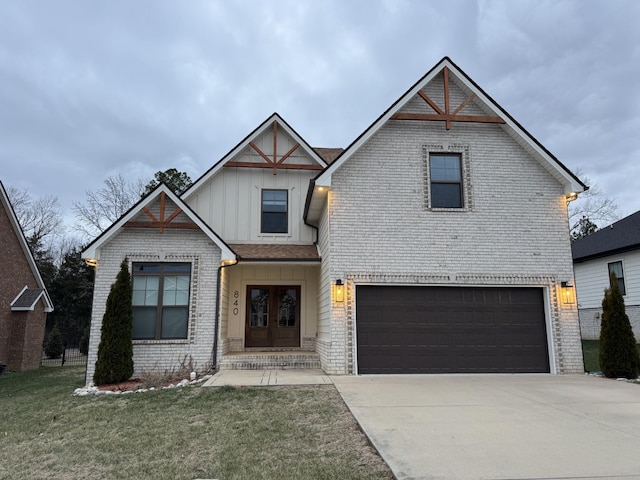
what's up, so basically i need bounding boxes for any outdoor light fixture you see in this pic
[84,258,98,268]
[334,279,344,303]
[565,192,579,203]
[560,281,576,305]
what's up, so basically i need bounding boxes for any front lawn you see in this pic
[582,339,640,373]
[0,367,392,480]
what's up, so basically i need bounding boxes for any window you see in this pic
[608,261,626,295]
[261,189,288,233]
[132,263,191,339]
[430,154,463,208]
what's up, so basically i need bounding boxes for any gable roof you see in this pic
[0,181,54,313]
[305,57,587,221]
[11,287,46,311]
[82,183,236,263]
[572,210,640,262]
[183,113,328,201]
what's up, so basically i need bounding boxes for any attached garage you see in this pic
[356,285,550,374]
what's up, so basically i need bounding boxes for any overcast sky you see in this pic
[1,0,639,237]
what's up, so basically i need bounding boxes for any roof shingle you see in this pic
[572,210,640,262]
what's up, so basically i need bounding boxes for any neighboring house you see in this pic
[572,211,640,340]
[0,181,54,371]
[83,57,587,383]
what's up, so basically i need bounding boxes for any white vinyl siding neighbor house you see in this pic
[572,211,640,340]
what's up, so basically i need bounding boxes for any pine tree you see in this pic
[93,258,134,385]
[599,273,639,379]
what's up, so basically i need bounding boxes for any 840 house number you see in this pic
[233,290,239,315]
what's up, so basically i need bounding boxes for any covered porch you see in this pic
[218,244,321,370]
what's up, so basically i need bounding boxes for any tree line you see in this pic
[7,168,192,357]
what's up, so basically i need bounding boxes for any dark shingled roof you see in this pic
[11,288,45,311]
[313,148,344,165]
[229,244,320,261]
[572,210,640,262]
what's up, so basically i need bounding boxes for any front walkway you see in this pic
[202,368,332,386]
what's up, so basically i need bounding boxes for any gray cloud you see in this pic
[1,0,638,229]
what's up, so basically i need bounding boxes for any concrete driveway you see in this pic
[332,375,640,480]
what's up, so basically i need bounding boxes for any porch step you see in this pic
[219,351,321,370]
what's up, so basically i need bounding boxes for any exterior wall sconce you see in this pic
[334,279,345,303]
[84,258,98,268]
[565,192,579,203]
[560,281,576,305]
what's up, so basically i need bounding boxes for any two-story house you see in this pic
[83,57,586,383]
[572,211,640,340]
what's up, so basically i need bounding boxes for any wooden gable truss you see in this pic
[224,121,323,174]
[124,191,197,233]
[391,66,505,130]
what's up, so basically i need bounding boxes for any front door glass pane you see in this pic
[250,288,270,327]
[278,288,297,327]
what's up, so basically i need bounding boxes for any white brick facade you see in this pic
[85,228,221,384]
[319,115,583,374]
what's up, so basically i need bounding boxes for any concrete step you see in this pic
[219,351,321,370]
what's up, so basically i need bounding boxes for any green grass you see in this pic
[581,339,640,373]
[0,367,392,480]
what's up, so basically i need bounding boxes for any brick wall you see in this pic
[579,306,640,341]
[85,228,221,384]
[0,200,47,371]
[323,103,583,374]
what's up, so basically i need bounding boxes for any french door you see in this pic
[245,285,300,347]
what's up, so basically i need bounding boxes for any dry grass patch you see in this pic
[0,367,392,480]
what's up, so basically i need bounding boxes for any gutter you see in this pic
[303,179,320,244]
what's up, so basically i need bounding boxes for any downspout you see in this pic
[303,179,320,244]
[211,261,237,372]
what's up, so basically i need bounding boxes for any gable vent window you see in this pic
[608,261,626,295]
[430,153,463,208]
[261,189,288,234]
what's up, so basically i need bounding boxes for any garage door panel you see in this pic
[356,286,549,374]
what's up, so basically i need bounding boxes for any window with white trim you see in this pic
[608,261,626,295]
[261,189,288,233]
[132,263,191,339]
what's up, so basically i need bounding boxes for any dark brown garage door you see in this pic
[356,286,549,374]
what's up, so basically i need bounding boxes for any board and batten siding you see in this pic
[221,264,319,351]
[186,167,317,244]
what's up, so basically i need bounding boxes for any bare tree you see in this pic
[73,174,145,239]
[6,185,63,251]
[569,169,618,236]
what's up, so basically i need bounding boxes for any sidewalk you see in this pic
[202,369,333,387]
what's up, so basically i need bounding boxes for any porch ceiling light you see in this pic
[560,281,575,305]
[334,279,344,303]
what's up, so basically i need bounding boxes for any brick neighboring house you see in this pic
[83,57,587,383]
[0,181,54,371]
[572,210,640,340]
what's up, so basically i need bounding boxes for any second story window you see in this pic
[261,189,288,234]
[608,261,626,295]
[430,153,463,208]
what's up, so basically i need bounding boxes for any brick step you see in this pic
[219,351,321,370]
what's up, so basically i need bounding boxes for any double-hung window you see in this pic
[430,153,463,208]
[608,261,626,295]
[261,189,288,233]
[132,263,191,339]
